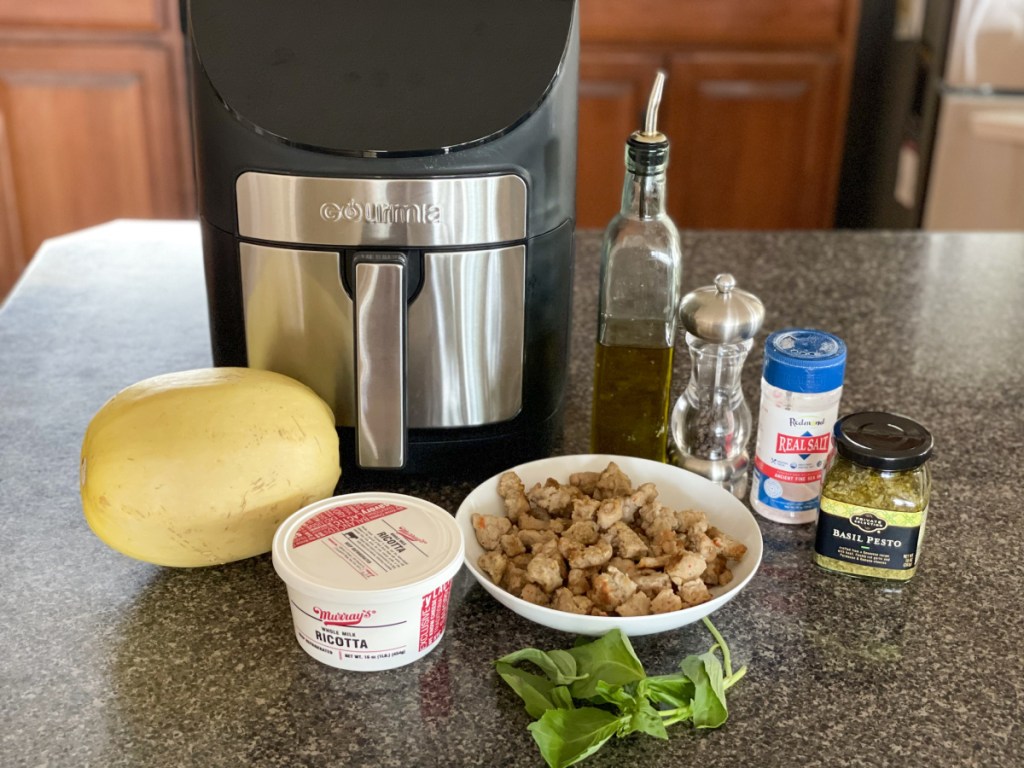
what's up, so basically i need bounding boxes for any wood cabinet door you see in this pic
[665,51,840,229]
[0,41,192,296]
[0,0,168,31]
[576,50,664,229]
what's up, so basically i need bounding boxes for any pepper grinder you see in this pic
[669,274,764,497]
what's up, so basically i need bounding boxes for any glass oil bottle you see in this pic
[590,71,684,462]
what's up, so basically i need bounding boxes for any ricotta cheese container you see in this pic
[272,492,464,671]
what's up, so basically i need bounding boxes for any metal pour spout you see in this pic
[643,70,666,138]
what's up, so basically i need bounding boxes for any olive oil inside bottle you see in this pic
[591,341,674,461]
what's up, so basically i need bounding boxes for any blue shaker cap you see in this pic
[763,329,846,393]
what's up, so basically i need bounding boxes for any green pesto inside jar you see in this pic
[822,455,930,513]
[813,412,933,581]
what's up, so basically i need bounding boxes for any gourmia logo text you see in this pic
[313,607,376,626]
[320,199,442,225]
[775,433,831,454]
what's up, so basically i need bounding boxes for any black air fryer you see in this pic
[188,0,578,474]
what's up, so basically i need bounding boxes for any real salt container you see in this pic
[272,492,464,671]
[750,329,847,525]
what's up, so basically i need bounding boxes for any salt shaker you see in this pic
[669,274,764,497]
[749,329,847,524]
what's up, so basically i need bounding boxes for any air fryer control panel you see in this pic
[236,172,527,247]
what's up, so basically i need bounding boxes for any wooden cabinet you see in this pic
[577,0,860,230]
[665,51,840,229]
[0,0,193,300]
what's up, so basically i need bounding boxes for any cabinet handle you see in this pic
[699,80,808,100]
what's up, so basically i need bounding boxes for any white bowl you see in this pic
[455,454,763,637]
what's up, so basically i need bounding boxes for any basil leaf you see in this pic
[495,661,560,720]
[496,622,748,768]
[498,647,585,686]
[587,679,636,710]
[548,649,583,683]
[700,650,727,703]
[623,696,669,740]
[680,651,729,729]
[566,629,646,699]
[640,673,696,709]
[528,707,624,768]
[551,685,575,711]
[591,680,669,740]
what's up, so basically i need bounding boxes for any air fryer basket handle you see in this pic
[353,253,408,468]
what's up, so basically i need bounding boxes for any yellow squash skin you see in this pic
[80,367,341,567]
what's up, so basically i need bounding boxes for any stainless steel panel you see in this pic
[240,243,526,437]
[355,260,407,468]
[239,243,355,425]
[408,246,525,426]
[236,172,527,247]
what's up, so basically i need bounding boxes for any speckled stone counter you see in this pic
[2,220,1022,768]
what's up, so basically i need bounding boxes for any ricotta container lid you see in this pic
[272,492,464,603]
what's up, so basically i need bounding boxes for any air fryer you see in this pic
[187,0,579,474]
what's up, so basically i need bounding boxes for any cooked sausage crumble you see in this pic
[472,462,747,617]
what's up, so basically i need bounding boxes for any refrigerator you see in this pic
[836,0,1024,230]
[925,0,1024,229]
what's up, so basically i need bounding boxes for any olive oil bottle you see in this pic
[590,71,683,462]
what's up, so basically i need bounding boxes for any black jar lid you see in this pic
[833,411,934,471]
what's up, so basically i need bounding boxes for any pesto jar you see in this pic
[814,412,933,581]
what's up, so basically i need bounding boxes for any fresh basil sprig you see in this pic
[495,618,747,768]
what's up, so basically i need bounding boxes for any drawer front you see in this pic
[0,0,168,32]
[239,242,526,430]
[581,0,849,46]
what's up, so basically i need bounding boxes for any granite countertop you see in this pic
[1,220,1022,768]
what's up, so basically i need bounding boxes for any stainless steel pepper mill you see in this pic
[669,273,764,497]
